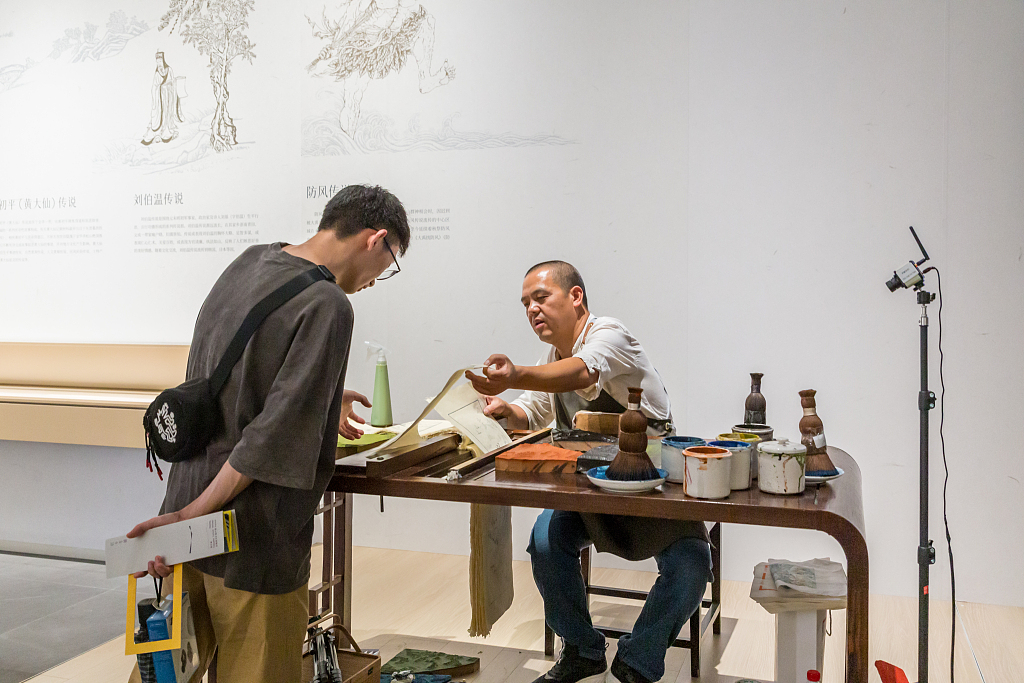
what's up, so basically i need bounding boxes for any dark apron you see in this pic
[554,387,625,432]
[554,387,674,436]
[554,391,708,561]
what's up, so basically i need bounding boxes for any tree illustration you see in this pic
[159,0,255,152]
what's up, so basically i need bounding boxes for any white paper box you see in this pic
[105,510,239,578]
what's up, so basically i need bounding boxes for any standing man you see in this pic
[127,185,409,683]
[466,261,711,683]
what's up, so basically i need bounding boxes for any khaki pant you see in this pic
[129,564,308,683]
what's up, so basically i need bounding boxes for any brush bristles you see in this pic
[805,451,839,477]
[606,449,660,481]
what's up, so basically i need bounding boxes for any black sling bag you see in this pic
[142,265,334,479]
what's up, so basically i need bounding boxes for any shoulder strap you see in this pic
[208,264,334,396]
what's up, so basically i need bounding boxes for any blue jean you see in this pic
[528,509,712,682]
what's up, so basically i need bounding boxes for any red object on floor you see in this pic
[875,660,911,683]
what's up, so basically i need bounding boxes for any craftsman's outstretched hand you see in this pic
[465,354,517,395]
[127,512,182,580]
[339,390,371,439]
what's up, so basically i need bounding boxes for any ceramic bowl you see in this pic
[586,466,667,494]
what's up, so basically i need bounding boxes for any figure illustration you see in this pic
[141,51,184,145]
[307,0,456,135]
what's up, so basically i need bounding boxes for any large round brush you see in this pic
[605,387,661,481]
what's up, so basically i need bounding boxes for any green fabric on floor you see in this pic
[381,649,479,675]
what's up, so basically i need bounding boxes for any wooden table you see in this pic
[322,445,869,683]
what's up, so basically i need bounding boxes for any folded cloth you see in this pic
[382,648,480,675]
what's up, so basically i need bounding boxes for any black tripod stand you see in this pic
[915,287,937,683]
[885,226,937,682]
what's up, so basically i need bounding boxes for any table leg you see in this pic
[837,530,870,683]
[336,492,353,630]
[710,522,722,635]
[311,492,353,630]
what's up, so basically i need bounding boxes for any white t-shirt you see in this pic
[511,314,674,432]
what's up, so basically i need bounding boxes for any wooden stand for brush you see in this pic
[799,389,837,476]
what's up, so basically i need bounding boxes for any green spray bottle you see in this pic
[365,341,393,427]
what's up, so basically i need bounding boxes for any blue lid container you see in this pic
[663,436,706,449]
[708,440,751,450]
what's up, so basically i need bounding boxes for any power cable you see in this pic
[933,267,956,682]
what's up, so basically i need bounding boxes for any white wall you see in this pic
[683,0,1024,608]
[351,1,1024,609]
[2,1,1022,609]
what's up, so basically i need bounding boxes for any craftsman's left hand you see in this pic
[465,354,517,396]
[339,390,371,439]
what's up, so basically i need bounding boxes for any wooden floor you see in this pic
[26,546,1021,683]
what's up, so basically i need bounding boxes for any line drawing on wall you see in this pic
[303,110,577,156]
[306,0,455,136]
[160,0,255,153]
[141,51,186,145]
[2,11,148,97]
[49,11,149,63]
[303,0,575,155]
[99,105,231,173]
[0,59,34,95]
[102,0,256,173]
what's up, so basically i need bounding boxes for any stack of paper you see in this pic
[750,558,847,613]
[468,503,514,637]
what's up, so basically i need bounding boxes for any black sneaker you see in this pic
[607,655,653,683]
[532,643,607,683]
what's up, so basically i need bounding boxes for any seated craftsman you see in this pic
[466,261,712,683]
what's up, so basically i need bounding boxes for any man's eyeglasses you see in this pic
[377,237,400,281]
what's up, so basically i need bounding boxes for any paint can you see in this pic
[661,436,706,483]
[681,446,732,499]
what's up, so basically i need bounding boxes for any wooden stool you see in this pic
[544,522,722,679]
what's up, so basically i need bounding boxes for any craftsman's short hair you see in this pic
[525,260,588,309]
[318,185,411,255]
